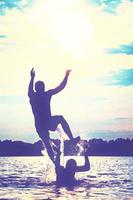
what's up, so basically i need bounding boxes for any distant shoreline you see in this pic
[0,138,132,157]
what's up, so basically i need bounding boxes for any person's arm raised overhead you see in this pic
[75,148,90,172]
[49,70,71,95]
[28,68,35,97]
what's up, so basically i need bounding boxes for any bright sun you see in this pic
[49,11,93,52]
[30,1,93,55]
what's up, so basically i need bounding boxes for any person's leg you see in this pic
[37,130,55,163]
[50,115,73,139]
[43,139,55,163]
[50,115,80,143]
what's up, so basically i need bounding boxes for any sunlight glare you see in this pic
[49,11,93,52]
[30,0,93,55]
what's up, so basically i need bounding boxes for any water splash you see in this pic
[57,126,65,166]
[76,143,84,156]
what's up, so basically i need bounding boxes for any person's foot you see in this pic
[71,136,80,145]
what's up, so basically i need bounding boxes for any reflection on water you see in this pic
[0,156,133,200]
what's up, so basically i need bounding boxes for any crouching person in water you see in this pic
[54,144,90,187]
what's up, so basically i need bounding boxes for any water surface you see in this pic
[0,156,132,200]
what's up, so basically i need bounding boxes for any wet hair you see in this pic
[35,81,45,92]
[66,159,77,170]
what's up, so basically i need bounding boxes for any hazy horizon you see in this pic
[0,130,132,143]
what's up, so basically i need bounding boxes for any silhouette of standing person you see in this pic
[54,143,90,187]
[28,68,80,163]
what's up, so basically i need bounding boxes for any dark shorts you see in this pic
[35,115,61,138]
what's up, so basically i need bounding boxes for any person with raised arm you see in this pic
[28,68,80,163]
[54,143,90,187]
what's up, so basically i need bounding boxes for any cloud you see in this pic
[0,0,33,15]
[0,95,25,104]
[0,34,6,38]
[0,128,39,142]
[102,69,133,86]
[89,0,123,14]
[106,117,133,124]
[114,117,133,122]
[107,43,133,55]
[87,130,133,140]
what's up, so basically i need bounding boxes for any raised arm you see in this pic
[75,150,90,172]
[49,70,71,95]
[28,68,35,97]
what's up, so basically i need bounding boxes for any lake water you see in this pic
[0,156,132,200]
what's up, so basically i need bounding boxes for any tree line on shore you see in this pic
[0,138,132,156]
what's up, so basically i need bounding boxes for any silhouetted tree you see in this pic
[0,138,132,156]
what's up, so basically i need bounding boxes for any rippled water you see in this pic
[0,156,132,200]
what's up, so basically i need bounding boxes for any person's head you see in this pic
[35,81,45,93]
[66,159,77,171]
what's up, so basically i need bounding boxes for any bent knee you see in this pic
[58,115,64,121]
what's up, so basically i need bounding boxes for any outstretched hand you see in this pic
[30,68,35,78]
[66,69,72,77]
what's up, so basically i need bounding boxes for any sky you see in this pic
[0,0,133,142]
